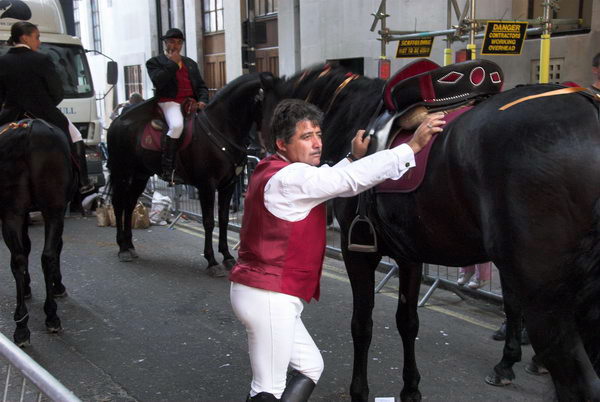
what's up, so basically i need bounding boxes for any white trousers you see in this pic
[158,101,184,139]
[67,120,82,143]
[230,282,324,398]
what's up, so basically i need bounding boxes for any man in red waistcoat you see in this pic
[146,28,209,185]
[230,99,444,401]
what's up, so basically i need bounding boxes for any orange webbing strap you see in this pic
[0,122,29,136]
[499,87,588,111]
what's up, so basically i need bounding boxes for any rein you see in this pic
[195,110,247,179]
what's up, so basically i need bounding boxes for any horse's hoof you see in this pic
[223,258,236,270]
[206,264,227,277]
[485,373,513,386]
[53,284,67,298]
[525,362,549,375]
[53,289,68,298]
[128,248,139,259]
[14,329,31,348]
[118,250,134,262]
[400,389,422,402]
[46,319,62,333]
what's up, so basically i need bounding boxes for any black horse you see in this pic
[258,64,600,401]
[107,73,268,276]
[0,119,76,346]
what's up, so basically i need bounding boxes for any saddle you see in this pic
[372,58,504,192]
[140,97,198,152]
[348,59,504,253]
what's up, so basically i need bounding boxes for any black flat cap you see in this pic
[161,28,185,41]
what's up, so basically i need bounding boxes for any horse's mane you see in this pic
[274,64,385,164]
[209,73,261,105]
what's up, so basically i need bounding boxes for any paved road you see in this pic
[0,215,552,401]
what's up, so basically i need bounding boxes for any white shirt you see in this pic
[264,143,416,222]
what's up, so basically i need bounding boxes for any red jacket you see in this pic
[229,155,326,302]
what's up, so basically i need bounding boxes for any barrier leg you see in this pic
[375,265,398,293]
[418,278,440,307]
[168,212,183,229]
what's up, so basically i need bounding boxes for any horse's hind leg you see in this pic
[485,271,523,386]
[51,236,67,297]
[114,176,147,261]
[525,302,600,400]
[216,181,236,270]
[396,262,423,402]
[40,208,66,333]
[2,215,32,346]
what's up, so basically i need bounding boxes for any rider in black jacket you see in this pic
[146,28,209,184]
[0,22,93,194]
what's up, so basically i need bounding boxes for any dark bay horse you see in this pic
[0,119,76,346]
[107,73,269,276]
[259,65,600,401]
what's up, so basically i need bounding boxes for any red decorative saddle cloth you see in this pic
[376,106,472,193]
[140,113,194,152]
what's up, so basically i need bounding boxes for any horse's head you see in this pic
[258,72,288,153]
[258,64,385,163]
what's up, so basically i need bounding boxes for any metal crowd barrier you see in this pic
[0,332,80,402]
[144,156,503,306]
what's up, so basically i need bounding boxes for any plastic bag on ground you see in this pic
[150,191,172,225]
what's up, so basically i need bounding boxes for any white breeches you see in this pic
[230,282,324,398]
[67,120,83,143]
[158,101,184,139]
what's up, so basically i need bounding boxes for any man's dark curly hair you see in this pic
[271,99,323,152]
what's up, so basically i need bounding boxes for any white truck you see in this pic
[0,0,117,190]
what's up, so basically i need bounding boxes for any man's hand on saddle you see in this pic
[406,112,445,154]
[350,129,371,160]
[197,101,207,110]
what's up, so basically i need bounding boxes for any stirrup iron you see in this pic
[347,214,378,253]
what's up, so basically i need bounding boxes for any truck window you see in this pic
[39,43,94,98]
[0,41,94,99]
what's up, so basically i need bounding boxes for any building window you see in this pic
[73,1,80,38]
[124,65,143,100]
[254,0,278,17]
[203,0,224,33]
[91,0,102,52]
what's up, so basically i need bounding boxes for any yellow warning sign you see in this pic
[481,21,528,55]
[395,37,434,58]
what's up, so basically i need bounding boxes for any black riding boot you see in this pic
[246,392,279,401]
[161,136,184,186]
[280,370,315,402]
[73,140,94,194]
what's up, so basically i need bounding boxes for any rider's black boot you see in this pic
[73,140,94,194]
[281,370,315,402]
[161,136,184,186]
[246,392,279,401]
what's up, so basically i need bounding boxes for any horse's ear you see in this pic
[259,72,277,90]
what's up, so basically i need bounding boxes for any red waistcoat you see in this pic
[158,62,194,104]
[229,154,326,302]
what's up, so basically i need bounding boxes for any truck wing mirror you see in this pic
[107,61,118,85]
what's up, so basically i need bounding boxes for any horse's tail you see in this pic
[575,197,600,372]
